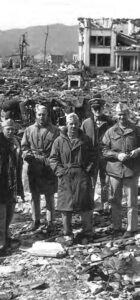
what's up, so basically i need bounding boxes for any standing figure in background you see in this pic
[58,102,74,126]
[81,94,114,212]
[50,113,95,245]
[8,57,13,69]
[102,102,140,238]
[0,119,23,252]
[21,104,59,232]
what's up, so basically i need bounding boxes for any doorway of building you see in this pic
[123,56,131,71]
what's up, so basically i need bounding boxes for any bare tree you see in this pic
[19,33,29,69]
[43,26,49,65]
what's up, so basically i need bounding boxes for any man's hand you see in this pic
[25,154,35,164]
[34,154,44,163]
[58,167,68,178]
[85,163,94,175]
[118,153,129,162]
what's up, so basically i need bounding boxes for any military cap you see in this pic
[116,102,129,113]
[89,94,105,107]
[1,118,15,128]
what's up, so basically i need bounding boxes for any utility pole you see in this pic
[19,32,29,69]
[43,26,49,65]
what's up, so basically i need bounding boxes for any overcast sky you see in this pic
[1,0,140,30]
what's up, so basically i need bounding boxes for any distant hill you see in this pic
[0,24,78,58]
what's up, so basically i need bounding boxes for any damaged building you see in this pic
[78,18,140,71]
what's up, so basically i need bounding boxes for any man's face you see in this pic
[117,111,128,126]
[36,108,48,126]
[3,126,15,139]
[65,106,73,114]
[67,119,79,135]
[91,106,103,119]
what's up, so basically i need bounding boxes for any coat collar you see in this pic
[113,121,135,136]
[35,121,51,129]
[90,114,112,128]
[60,128,86,150]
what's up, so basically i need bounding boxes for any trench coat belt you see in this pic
[64,163,83,170]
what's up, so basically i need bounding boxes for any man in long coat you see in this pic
[0,119,23,251]
[21,104,59,231]
[102,102,140,238]
[50,113,95,245]
[81,94,114,211]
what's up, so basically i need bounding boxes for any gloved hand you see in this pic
[25,154,35,164]
[118,153,129,162]
[34,154,45,163]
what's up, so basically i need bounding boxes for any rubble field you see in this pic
[1,64,140,299]
[1,192,140,300]
[1,64,140,125]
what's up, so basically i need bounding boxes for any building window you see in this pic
[105,36,111,46]
[97,54,110,66]
[97,36,104,46]
[90,35,111,47]
[90,36,96,46]
[90,54,96,66]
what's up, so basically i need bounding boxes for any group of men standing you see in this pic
[0,95,140,251]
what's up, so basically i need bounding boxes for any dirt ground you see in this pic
[1,190,140,300]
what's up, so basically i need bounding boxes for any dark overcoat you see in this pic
[0,133,23,204]
[81,115,114,165]
[49,129,95,212]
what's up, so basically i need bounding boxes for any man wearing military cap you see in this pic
[81,93,114,212]
[88,95,105,107]
[102,102,140,238]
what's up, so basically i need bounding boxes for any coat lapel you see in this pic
[61,131,85,151]
[114,123,134,137]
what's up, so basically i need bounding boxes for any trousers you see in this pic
[61,210,93,236]
[93,160,109,205]
[31,192,54,224]
[0,201,15,247]
[110,176,138,232]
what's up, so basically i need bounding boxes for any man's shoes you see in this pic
[28,220,40,232]
[47,223,55,234]
[117,231,137,248]
[122,231,137,239]
[56,235,73,247]
[6,236,20,247]
[81,235,94,245]
[74,231,95,244]
[112,228,125,239]
[41,223,55,235]
[0,245,7,256]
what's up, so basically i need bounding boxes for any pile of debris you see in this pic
[0,65,140,130]
[0,192,138,299]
